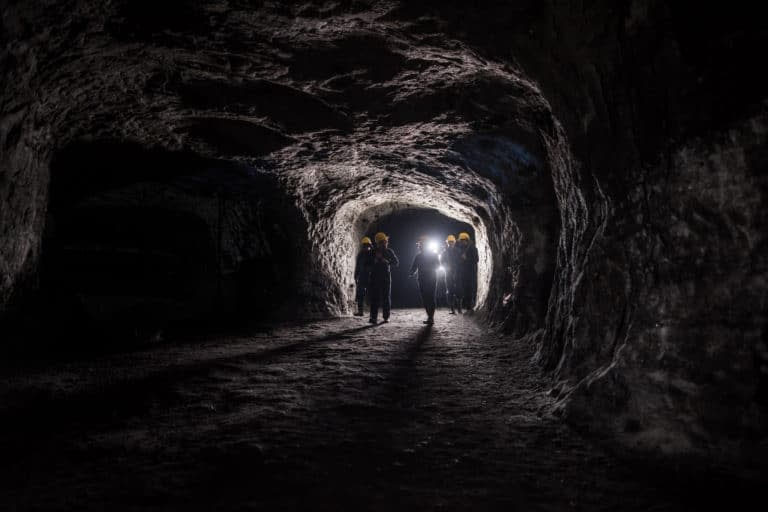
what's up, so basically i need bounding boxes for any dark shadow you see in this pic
[0,324,377,434]
[236,324,378,363]
[371,324,432,406]
[4,140,311,354]
[406,324,432,361]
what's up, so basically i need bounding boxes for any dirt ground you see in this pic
[0,310,755,511]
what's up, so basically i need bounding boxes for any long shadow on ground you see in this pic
[0,324,378,434]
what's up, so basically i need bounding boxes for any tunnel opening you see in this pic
[40,203,217,340]
[33,141,221,344]
[313,191,498,319]
[360,207,476,309]
[292,149,558,331]
[22,140,310,347]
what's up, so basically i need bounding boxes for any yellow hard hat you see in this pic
[361,236,372,245]
[374,232,388,243]
[458,232,470,241]
[446,234,456,242]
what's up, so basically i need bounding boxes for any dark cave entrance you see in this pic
[41,204,218,334]
[362,208,475,309]
[36,140,310,343]
[38,142,221,340]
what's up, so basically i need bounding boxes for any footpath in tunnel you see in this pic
[0,310,722,511]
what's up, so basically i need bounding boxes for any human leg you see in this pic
[369,280,380,322]
[382,278,392,321]
[425,279,437,321]
[355,280,366,316]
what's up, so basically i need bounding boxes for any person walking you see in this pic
[410,236,441,324]
[353,236,373,316]
[441,234,460,314]
[368,232,399,324]
[456,232,479,311]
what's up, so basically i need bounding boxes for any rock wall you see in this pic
[555,113,768,457]
[500,1,768,457]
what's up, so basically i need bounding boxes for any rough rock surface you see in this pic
[1,0,766,465]
[0,311,752,511]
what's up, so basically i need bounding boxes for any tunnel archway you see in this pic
[311,184,500,317]
[283,125,563,336]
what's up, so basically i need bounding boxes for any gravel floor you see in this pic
[0,309,727,511]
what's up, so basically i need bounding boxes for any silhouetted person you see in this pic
[368,232,399,324]
[441,234,460,314]
[456,232,479,311]
[353,236,373,316]
[410,236,441,324]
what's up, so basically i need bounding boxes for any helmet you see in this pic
[446,235,456,242]
[374,232,388,243]
[361,236,372,245]
[458,232,470,241]
[417,235,429,245]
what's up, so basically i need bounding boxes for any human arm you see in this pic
[387,248,399,268]
[409,254,419,276]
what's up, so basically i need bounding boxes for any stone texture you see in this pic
[1,0,766,466]
[0,311,739,511]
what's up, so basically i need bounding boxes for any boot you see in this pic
[353,308,364,317]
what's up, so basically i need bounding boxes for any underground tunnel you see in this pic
[1,1,767,510]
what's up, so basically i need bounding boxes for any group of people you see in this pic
[353,231,479,325]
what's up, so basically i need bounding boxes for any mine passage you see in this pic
[1,1,766,511]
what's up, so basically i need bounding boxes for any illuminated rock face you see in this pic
[0,0,562,334]
[1,1,766,460]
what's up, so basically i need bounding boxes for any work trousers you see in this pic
[419,278,437,319]
[355,279,368,312]
[369,277,392,321]
[444,269,458,309]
